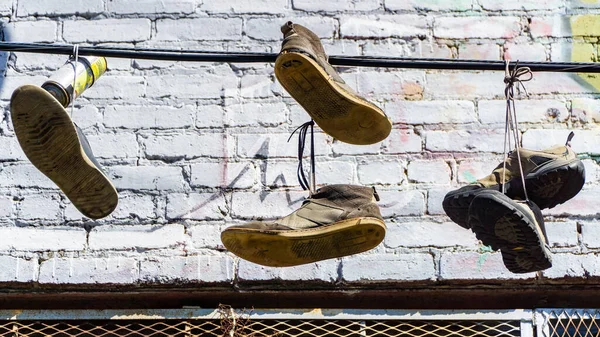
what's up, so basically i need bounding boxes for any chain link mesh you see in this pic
[541,309,600,337]
[0,319,520,337]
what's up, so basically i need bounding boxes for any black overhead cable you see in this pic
[2,42,600,73]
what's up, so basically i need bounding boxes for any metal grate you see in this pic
[0,319,521,337]
[538,309,600,337]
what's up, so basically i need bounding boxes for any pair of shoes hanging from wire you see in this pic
[442,63,585,274]
[221,22,391,267]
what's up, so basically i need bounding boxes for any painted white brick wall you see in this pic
[0,0,597,291]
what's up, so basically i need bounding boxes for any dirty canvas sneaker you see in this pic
[221,184,386,267]
[468,190,552,273]
[443,136,584,229]
[10,85,118,219]
[274,21,392,145]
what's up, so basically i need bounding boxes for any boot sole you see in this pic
[274,52,391,145]
[221,217,386,267]
[10,85,118,219]
[468,192,551,273]
[442,157,585,229]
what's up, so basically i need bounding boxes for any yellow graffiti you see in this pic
[570,15,600,90]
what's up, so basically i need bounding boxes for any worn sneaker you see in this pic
[10,84,118,219]
[468,190,551,273]
[221,184,386,267]
[443,137,585,229]
[274,21,392,145]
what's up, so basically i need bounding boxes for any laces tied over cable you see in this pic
[288,120,316,194]
[502,60,532,201]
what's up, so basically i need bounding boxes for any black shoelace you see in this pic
[288,120,316,194]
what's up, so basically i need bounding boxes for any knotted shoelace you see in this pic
[502,60,533,200]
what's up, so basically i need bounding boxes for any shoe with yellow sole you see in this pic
[10,84,118,219]
[275,21,392,145]
[221,184,386,267]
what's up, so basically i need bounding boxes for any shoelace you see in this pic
[288,120,316,194]
[502,60,532,201]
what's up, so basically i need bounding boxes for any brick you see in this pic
[529,16,571,38]
[541,253,600,279]
[86,132,139,159]
[237,133,330,159]
[0,164,57,189]
[341,15,428,39]
[434,16,521,39]
[17,0,103,16]
[385,0,472,11]
[0,196,13,218]
[570,14,600,37]
[188,223,223,249]
[4,21,56,42]
[39,257,138,284]
[144,133,227,159]
[458,44,500,60]
[0,256,38,282]
[425,129,506,153]
[523,129,600,154]
[190,162,257,189]
[66,193,156,221]
[407,160,451,184]
[581,221,600,249]
[108,0,195,14]
[226,102,287,127]
[0,0,11,14]
[230,190,306,219]
[526,73,596,95]
[362,40,419,58]
[155,18,242,41]
[457,159,500,184]
[0,76,47,100]
[196,105,226,129]
[0,227,86,251]
[0,137,26,161]
[314,161,355,185]
[385,221,478,248]
[551,42,593,63]
[246,17,335,41]
[342,253,435,282]
[13,53,65,71]
[18,194,61,220]
[358,160,404,186]
[479,100,569,124]
[89,224,185,250]
[480,0,564,10]
[357,70,425,99]
[425,72,505,99]
[383,129,423,154]
[167,192,227,220]
[377,190,425,217]
[109,166,185,191]
[385,100,476,125]
[202,0,288,14]
[63,19,152,43]
[72,105,103,130]
[332,140,382,156]
[546,221,578,248]
[294,0,380,11]
[240,75,277,99]
[545,189,600,217]
[104,105,195,129]
[83,76,146,100]
[238,259,338,282]
[572,98,600,123]
[503,42,547,62]
[428,187,452,215]
[146,72,237,99]
[440,251,534,280]
[140,255,233,283]
[582,159,599,185]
